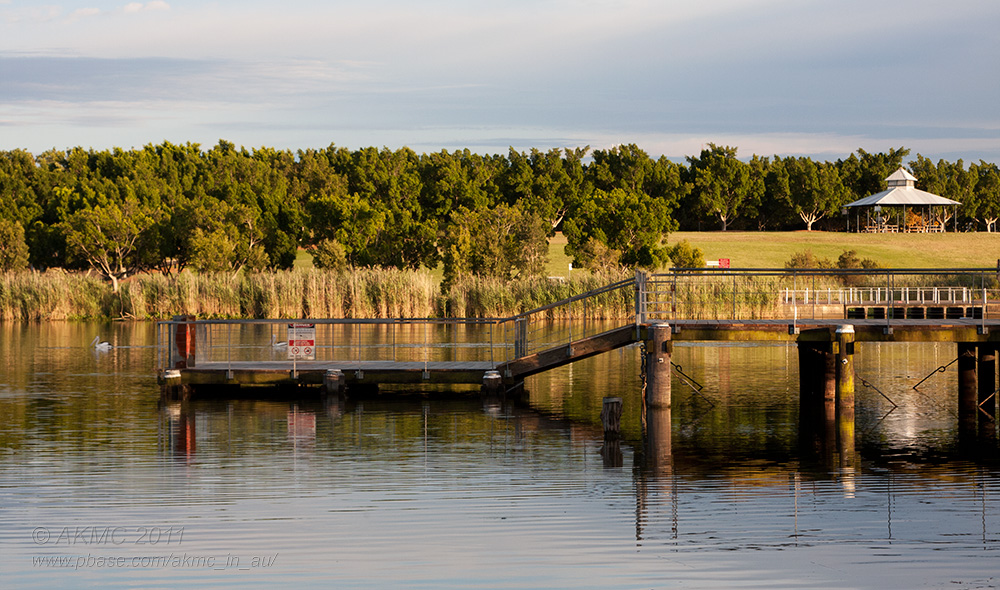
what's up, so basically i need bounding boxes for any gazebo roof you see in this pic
[845,167,961,207]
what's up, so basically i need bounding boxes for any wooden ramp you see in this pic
[498,324,639,380]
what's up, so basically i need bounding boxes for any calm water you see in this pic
[1,322,998,589]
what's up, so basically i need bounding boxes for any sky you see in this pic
[1,0,999,162]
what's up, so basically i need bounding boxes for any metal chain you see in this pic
[912,357,959,391]
[855,370,898,408]
[639,341,648,428]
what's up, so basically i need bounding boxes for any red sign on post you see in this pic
[719,258,731,268]
[287,323,316,360]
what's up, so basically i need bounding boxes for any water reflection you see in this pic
[3,323,1000,589]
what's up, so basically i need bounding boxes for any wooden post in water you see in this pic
[798,341,819,400]
[324,369,345,395]
[958,343,979,438]
[979,345,996,419]
[836,325,856,466]
[644,406,672,474]
[645,324,672,408]
[482,370,502,395]
[601,397,622,440]
[836,325,856,417]
[820,341,836,408]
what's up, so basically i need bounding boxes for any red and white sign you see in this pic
[287,323,316,360]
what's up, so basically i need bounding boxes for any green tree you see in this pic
[309,238,348,271]
[687,144,759,231]
[440,203,548,287]
[776,157,849,230]
[0,218,30,271]
[60,195,159,291]
[186,201,270,273]
[563,188,675,270]
[969,161,1000,232]
[837,147,910,202]
[666,240,705,268]
[909,155,977,229]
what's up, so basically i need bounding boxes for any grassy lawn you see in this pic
[669,231,1000,268]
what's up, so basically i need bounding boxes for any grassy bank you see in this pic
[5,231,998,321]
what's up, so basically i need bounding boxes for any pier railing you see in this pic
[640,268,1000,324]
[156,317,510,373]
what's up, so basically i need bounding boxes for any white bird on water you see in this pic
[91,336,111,351]
[270,334,287,349]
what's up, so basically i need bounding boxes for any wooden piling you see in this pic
[644,407,672,474]
[836,325,856,464]
[482,370,503,395]
[323,369,345,395]
[645,324,672,408]
[958,343,978,437]
[836,325,856,418]
[979,345,996,418]
[601,397,623,440]
[798,342,818,400]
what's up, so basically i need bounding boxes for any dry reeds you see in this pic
[1,268,635,321]
[0,270,110,320]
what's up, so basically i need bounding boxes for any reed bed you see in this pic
[0,270,110,320]
[441,271,632,319]
[5,267,989,322]
[0,269,439,320]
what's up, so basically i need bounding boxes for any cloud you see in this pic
[124,1,170,14]
[69,7,101,20]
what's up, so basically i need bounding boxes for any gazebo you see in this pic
[844,167,961,232]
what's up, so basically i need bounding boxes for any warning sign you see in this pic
[287,323,316,360]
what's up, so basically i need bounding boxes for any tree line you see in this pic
[1,141,998,288]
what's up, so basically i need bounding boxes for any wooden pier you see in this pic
[157,268,1000,436]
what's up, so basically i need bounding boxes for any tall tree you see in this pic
[687,144,758,231]
[837,147,910,202]
[60,194,159,292]
[776,157,849,230]
[968,161,1000,232]
[440,203,548,287]
[0,218,30,271]
[563,188,676,269]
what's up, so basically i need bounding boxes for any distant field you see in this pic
[296,230,1000,279]
[668,231,1000,269]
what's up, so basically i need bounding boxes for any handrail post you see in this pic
[886,271,893,330]
[514,317,527,359]
[732,272,737,320]
[635,270,647,325]
[792,271,798,327]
